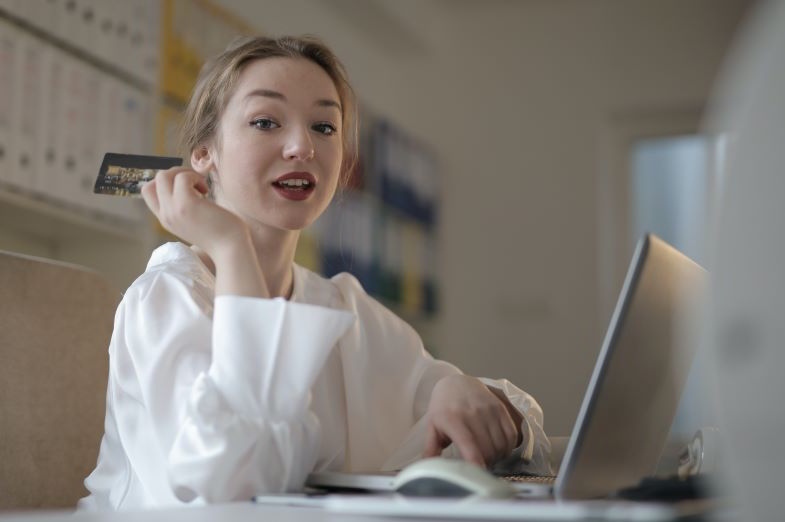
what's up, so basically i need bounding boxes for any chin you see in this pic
[273,213,319,232]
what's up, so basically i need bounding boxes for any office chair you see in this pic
[0,250,119,510]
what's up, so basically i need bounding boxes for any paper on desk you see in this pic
[253,493,331,508]
[323,495,677,521]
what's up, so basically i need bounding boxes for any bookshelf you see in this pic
[0,0,441,350]
[0,1,157,289]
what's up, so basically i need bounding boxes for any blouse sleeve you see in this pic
[331,273,551,475]
[110,270,353,503]
[480,378,554,476]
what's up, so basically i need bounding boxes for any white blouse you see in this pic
[79,242,551,510]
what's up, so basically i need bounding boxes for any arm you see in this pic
[113,272,353,503]
[328,273,549,474]
[141,167,269,300]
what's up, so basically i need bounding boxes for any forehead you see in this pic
[230,56,340,107]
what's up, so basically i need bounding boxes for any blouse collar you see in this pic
[147,242,338,309]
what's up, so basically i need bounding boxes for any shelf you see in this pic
[0,7,153,93]
[0,184,145,244]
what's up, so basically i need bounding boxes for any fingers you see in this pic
[485,417,514,460]
[443,420,486,468]
[426,404,519,467]
[468,413,516,467]
[172,169,208,200]
[427,412,491,468]
[423,424,446,458]
[492,406,520,455]
[141,179,159,215]
[146,167,207,223]
[424,375,525,468]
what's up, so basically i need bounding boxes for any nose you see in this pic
[282,126,315,161]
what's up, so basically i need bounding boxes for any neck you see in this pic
[247,222,300,299]
[194,225,300,299]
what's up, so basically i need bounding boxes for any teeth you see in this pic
[278,178,311,187]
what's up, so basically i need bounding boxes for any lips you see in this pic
[271,171,316,201]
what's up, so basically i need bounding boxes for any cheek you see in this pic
[323,142,344,178]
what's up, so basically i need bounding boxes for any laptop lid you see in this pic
[554,234,705,499]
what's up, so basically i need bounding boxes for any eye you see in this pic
[313,122,337,136]
[250,118,280,131]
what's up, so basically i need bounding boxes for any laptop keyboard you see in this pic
[500,474,557,484]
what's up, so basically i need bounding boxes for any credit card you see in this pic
[94,152,183,197]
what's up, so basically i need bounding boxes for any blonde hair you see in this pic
[180,35,358,191]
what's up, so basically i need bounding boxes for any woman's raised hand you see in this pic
[141,167,247,258]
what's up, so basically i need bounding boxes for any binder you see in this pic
[36,0,59,35]
[380,213,403,303]
[56,54,87,206]
[126,83,150,221]
[35,44,66,195]
[94,74,119,217]
[120,83,150,155]
[0,1,19,17]
[109,81,147,221]
[0,20,17,186]
[94,75,134,220]
[93,0,115,64]
[139,0,161,85]
[76,0,100,56]
[111,0,132,75]
[343,193,378,294]
[11,32,45,192]
[9,0,36,27]
[53,0,81,49]
[127,0,145,81]
[400,221,424,314]
[137,0,166,84]
[78,64,102,211]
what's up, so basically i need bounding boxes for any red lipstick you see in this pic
[271,172,317,201]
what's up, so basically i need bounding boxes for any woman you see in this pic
[80,35,551,510]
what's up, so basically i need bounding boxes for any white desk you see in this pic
[0,497,684,522]
[0,502,368,522]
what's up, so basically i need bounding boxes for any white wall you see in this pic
[187,0,752,434]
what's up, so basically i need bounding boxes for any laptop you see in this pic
[306,234,706,500]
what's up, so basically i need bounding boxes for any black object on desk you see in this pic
[614,474,715,502]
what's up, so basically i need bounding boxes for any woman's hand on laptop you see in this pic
[423,374,521,468]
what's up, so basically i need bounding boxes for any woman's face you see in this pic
[204,57,344,232]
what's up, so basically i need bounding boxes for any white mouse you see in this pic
[392,458,516,499]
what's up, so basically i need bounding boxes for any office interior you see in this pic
[0,0,755,443]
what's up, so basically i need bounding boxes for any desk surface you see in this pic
[1,503,350,522]
[0,497,688,522]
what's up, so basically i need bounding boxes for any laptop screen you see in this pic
[555,234,706,499]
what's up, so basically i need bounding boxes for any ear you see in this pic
[190,144,215,175]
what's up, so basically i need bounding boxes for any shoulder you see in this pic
[109,244,214,387]
[298,266,419,340]
[295,265,383,313]
[122,242,214,317]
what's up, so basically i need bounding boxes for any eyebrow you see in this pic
[243,88,342,111]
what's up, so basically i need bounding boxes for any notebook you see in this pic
[306,234,706,500]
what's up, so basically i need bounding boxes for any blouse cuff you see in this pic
[481,378,535,462]
[207,296,354,420]
[520,414,535,462]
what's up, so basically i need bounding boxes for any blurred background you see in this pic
[0,0,756,439]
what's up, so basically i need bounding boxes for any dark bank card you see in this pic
[94,152,183,197]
